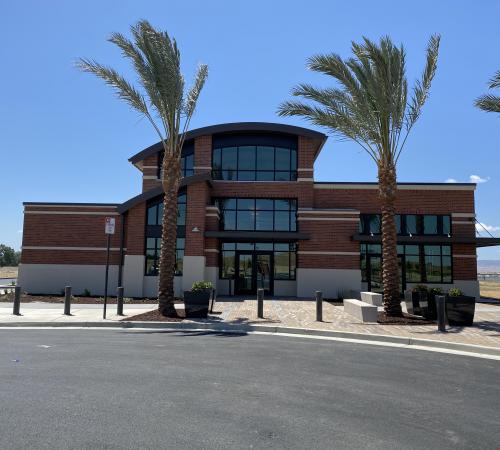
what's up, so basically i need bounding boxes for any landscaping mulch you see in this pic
[121,308,184,322]
[0,294,159,304]
[377,312,435,325]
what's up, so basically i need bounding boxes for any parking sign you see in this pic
[105,217,115,235]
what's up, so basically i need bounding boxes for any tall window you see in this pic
[212,146,297,181]
[220,242,296,280]
[361,243,452,284]
[145,192,187,276]
[359,214,451,236]
[214,198,297,231]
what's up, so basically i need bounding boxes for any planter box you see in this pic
[404,290,427,316]
[183,290,211,319]
[360,291,383,306]
[404,290,438,320]
[445,295,475,326]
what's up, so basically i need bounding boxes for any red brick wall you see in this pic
[184,181,209,256]
[21,206,123,265]
[314,187,475,214]
[194,135,212,172]
[126,203,146,255]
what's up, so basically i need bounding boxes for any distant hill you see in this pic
[478,260,500,273]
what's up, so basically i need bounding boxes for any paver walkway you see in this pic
[209,297,500,348]
[1,298,499,349]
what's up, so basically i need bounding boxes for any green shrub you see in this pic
[191,281,213,292]
[429,287,443,295]
[82,288,91,297]
[448,287,463,297]
[412,284,428,293]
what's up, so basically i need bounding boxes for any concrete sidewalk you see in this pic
[0,303,158,323]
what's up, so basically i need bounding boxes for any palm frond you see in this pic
[78,20,208,157]
[406,34,440,129]
[488,71,500,89]
[278,34,440,165]
[184,64,209,119]
[475,94,500,113]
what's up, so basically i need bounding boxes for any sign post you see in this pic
[103,217,115,319]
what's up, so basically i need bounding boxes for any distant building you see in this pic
[19,122,495,298]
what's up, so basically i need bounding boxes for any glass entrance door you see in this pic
[236,252,253,294]
[235,251,274,295]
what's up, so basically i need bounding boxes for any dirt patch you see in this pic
[480,280,500,300]
[0,266,18,278]
[377,312,435,325]
[121,308,184,322]
[0,294,159,304]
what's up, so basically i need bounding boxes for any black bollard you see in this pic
[257,288,264,318]
[117,286,124,316]
[64,286,72,316]
[13,286,21,315]
[316,290,323,322]
[436,295,446,332]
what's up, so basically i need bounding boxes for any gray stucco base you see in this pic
[296,269,362,299]
[18,263,119,296]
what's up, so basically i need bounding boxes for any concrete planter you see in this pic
[183,290,211,319]
[445,295,475,326]
[360,291,383,306]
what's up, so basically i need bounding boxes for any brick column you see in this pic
[183,180,210,290]
[194,135,212,174]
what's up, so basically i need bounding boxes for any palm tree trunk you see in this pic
[378,162,403,317]
[158,154,180,316]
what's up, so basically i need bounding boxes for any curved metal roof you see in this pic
[128,122,327,164]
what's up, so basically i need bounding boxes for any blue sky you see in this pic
[1,0,499,259]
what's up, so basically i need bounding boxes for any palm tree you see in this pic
[78,20,208,316]
[278,36,440,316]
[475,71,500,113]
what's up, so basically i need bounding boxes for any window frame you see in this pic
[215,198,297,232]
[359,214,452,236]
[219,241,297,280]
[360,243,453,284]
[212,145,298,181]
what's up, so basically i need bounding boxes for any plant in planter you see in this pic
[425,287,443,321]
[405,284,428,316]
[184,281,214,319]
[445,287,475,326]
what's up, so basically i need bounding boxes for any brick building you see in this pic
[19,122,493,299]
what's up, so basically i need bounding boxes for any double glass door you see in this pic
[235,251,273,295]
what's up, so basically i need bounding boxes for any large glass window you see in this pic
[145,192,186,276]
[361,243,452,284]
[212,145,297,181]
[146,237,184,276]
[220,242,296,280]
[214,198,297,232]
[359,214,451,236]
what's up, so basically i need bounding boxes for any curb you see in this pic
[1,320,500,357]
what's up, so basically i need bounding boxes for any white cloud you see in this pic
[476,222,500,233]
[469,174,490,184]
[445,178,458,183]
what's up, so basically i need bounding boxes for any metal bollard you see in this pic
[436,295,446,332]
[257,288,264,318]
[64,286,72,316]
[13,286,21,315]
[316,290,323,321]
[117,286,124,316]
